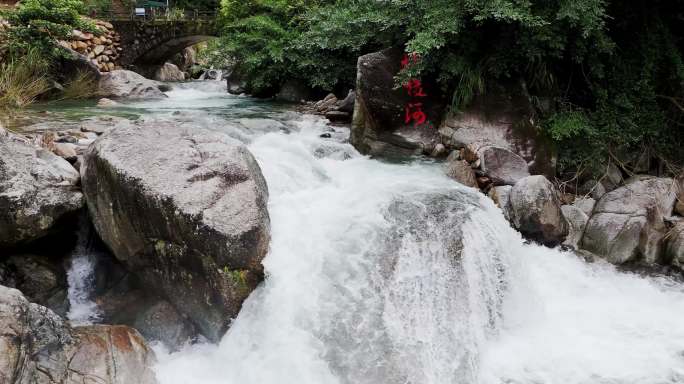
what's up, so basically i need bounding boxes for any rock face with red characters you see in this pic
[351,48,445,158]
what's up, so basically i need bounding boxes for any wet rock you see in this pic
[509,175,568,245]
[155,62,185,82]
[431,143,447,157]
[445,157,478,188]
[0,133,84,247]
[478,146,530,186]
[319,132,332,138]
[0,254,69,316]
[561,205,589,249]
[81,122,271,342]
[488,185,513,221]
[676,200,684,216]
[98,70,167,100]
[0,285,157,384]
[581,176,678,265]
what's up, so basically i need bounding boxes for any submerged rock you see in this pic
[581,176,677,265]
[81,122,270,342]
[98,70,167,99]
[0,133,83,247]
[509,175,568,245]
[0,285,157,384]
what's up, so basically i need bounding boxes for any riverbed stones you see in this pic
[581,176,677,265]
[81,122,271,342]
[98,70,167,100]
[509,175,568,245]
[0,285,157,384]
[478,146,530,186]
[0,132,84,247]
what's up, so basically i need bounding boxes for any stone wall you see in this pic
[62,19,123,73]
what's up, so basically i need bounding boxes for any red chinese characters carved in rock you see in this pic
[401,53,431,129]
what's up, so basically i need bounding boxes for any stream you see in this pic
[25,80,684,383]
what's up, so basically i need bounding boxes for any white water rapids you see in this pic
[89,82,684,383]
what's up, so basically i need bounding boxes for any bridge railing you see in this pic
[86,7,217,22]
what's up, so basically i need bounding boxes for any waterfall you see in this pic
[65,215,102,325]
[95,85,684,384]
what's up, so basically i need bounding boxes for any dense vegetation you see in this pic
[0,0,98,109]
[209,0,684,177]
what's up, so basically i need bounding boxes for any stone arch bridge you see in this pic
[110,18,218,68]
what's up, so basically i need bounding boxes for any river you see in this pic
[24,81,684,383]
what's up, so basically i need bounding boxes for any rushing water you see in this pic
[66,215,103,325]
[41,81,684,383]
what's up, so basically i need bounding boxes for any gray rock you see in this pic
[0,134,84,247]
[572,197,596,217]
[561,205,589,249]
[132,300,197,349]
[0,254,69,316]
[337,90,355,113]
[276,79,312,102]
[53,142,78,162]
[97,97,119,107]
[438,82,556,178]
[0,285,157,384]
[478,146,530,186]
[668,222,684,269]
[155,62,185,82]
[325,110,351,123]
[488,185,513,221]
[98,70,167,100]
[509,175,568,245]
[445,159,478,188]
[81,122,270,342]
[601,163,623,192]
[579,179,606,200]
[581,176,678,264]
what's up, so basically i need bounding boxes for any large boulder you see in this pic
[0,285,157,384]
[98,70,167,99]
[509,175,568,245]
[581,176,678,265]
[0,132,83,247]
[477,146,530,186]
[81,122,271,342]
[439,82,556,178]
[155,62,185,82]
[351,48,444,158]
